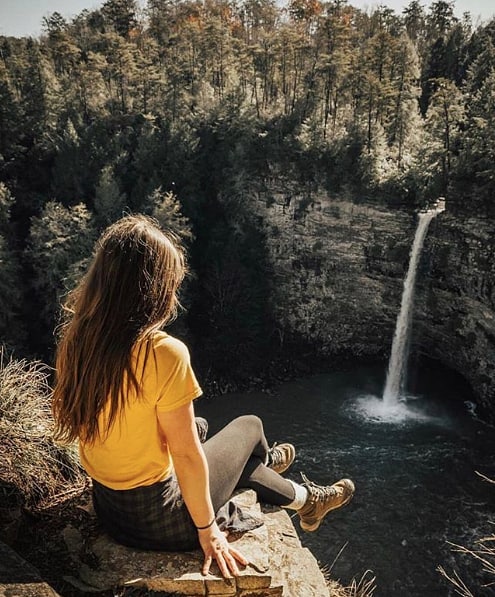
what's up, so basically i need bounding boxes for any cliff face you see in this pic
[417,214,495,418]
[250,185,495,419]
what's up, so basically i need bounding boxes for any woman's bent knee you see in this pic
[234,414,263,434]
[223,415,264,444]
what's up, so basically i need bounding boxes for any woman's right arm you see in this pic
[157,402,248,578]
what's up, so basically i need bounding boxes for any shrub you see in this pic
[0,349,85,509]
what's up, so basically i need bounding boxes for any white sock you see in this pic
[283,480,308,510]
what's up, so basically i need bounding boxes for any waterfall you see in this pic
[382,205,444,406]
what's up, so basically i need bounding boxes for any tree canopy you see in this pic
[0,0,494,379]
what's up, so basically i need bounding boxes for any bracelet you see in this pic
[195,517,216,531]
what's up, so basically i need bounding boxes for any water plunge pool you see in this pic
[197,364,495,596]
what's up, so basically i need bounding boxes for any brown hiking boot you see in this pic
[267,443,296,474]
[298,473,355,532]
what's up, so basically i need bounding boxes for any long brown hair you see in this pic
[52,214,186,444]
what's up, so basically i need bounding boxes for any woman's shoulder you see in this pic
[150,331,191,364]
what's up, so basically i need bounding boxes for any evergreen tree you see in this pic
[452,56,495,213]
[426,1,457,40]
[388,34,422,169]
[26,202,97,352]
[314,0,356,139]
[0,233,26,351]
[94,165,127,227]
[0,183,14,236]
[403,0,426,44]
[0,184,26,351]
[423,77,464,199]
[419,1,462,113]
[0,46,21,159]
[149,187,193,242]
[101,0,139,38]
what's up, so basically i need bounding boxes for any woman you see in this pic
[52,214,355,578]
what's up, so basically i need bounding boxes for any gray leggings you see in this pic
[202,415,296,510]
[90,414,297,552]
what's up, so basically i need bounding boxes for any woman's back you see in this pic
[80,331,202,490]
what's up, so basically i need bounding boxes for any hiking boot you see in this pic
[298,473,355,532]
[267,443,296,474]
[195,417,208,443]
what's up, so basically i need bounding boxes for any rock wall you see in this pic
[249,185,495,419]
[418,213,495,418]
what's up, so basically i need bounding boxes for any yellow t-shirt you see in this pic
[79,331,203,490]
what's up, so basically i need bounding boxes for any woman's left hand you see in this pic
[198,522,248,578]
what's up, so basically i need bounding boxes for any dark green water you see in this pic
[196,364,495,597]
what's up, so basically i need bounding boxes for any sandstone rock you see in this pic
[76,506,271,593]
[262,506,329,597]
[64,489,329,596]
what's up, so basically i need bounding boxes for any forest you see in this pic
[0,0,494,387]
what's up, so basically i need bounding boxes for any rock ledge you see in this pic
[63,490,329,596]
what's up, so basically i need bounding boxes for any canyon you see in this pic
[248,182,495,421]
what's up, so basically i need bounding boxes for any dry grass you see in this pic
[0,348,85,509]
[322,541,377,597]
[438,473,495,597]
[345,570,377,597]
[326,571,376,597]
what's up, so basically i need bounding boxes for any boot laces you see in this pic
[301,472,338,502]
[269,442,284,467]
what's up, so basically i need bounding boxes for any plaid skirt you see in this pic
[91,417,210,551]
[90,417,264,551]
[92,475,199,551]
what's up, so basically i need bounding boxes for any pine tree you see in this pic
[0,184,26,351]
[0,233,26,351]
[149,187,193,242]
[101,0,139,38]
[388,34,422,169]
[452,52,495,212]
[423,77,464,199]
[26,202,97,349]
[0,183,14,236]
[0,47,21,159]
[403,0,426,44]
[94,165,127,227]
